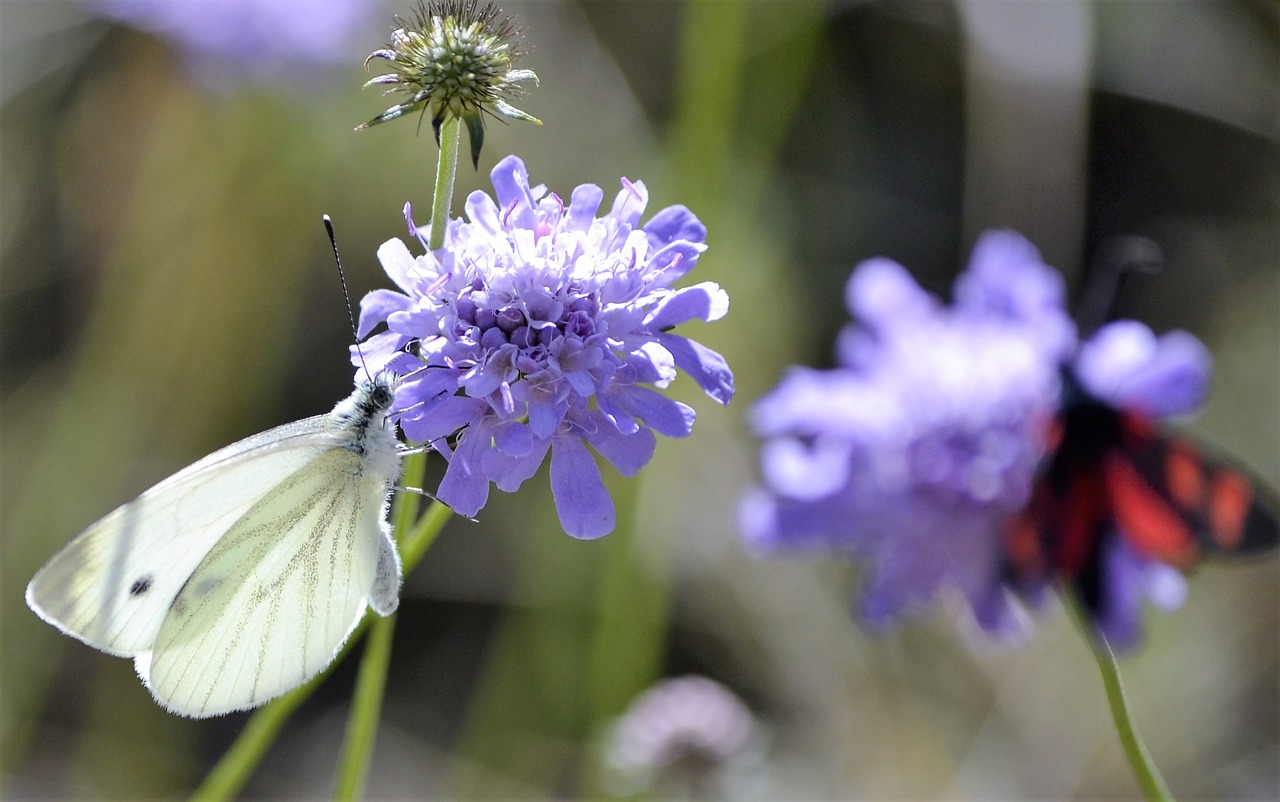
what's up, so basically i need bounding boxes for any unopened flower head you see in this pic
[356,155,734,538]
[358,0,540,167]
[740,231,1076,636]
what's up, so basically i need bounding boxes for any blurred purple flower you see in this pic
[602,676,762,798]
[356,155,733,538]
[740,231,1076,636]
[85,0,373,78]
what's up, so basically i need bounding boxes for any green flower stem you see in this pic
[331,614,396,801]
[429,117,462,251]
[1062,591,1173,802]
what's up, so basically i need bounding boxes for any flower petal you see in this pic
[845,258,936,329]
[644,282,729,329]
[1075,321,1211,417]
[578,411,656,476]
[567,183,603,230]
[376,237,423,294]
[482,435,550,492]
[643,204,706,248]
[618,387,696,438]
[489,155,537,229]
[657,332,734,405]
[551,436,615,538]
[436,427,493,516]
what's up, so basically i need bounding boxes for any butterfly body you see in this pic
[26,376,404,717]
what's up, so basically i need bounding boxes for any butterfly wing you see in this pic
[25,414,338,656]
[1114,412,1280,558]
[1004,408,1279,593]
[141,448,395,717]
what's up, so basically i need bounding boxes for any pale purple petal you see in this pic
[642,204,706,248]
[489,155,537,228]
[436,430,493,516]
[645,241,707,286]
[656,333,734,405]
[578,411,656,476]
[377,238,423,294]
[644,283,729,329]
[844,258,936,328]
[551,436,615,539]
[483,437,551,492]
[619,387,696,438]
[567,184,603,229]
[357,289,413,338]
[399,395,485,442]
[1078,323,1211,416]
[609,178,649,229]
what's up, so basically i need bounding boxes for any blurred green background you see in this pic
[2,0,1277,798]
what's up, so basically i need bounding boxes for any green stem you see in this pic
[331,614,396,801]
[429,117,462,251]
[1062,591,1173,802]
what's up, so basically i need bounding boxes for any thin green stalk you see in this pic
[331,614,396,801]
[1062,591,1173,802]
[429,117,462,251]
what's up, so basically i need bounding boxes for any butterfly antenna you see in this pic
[1075,235,1164,338]
[324,215,371,378]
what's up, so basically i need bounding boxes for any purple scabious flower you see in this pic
[357,155,734,538]
[602,676,762,798]
[740,231,1076,636]
[84,0,373,79]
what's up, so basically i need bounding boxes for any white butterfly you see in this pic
[26,374,405,718]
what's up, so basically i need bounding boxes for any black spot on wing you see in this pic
[129,575,154,596]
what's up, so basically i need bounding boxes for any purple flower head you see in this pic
[84,0,374,82]
[602,676,762,798]
[741,231,1075,637]
[357,155,733,538]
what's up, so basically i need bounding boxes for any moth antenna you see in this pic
[1076,236,1164,338]
[324,215,371,379]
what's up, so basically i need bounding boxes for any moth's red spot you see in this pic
[1004,501,1046,579]
[1165,440,1205,513]
[1120,411,1157,441]
[1054,471,1105,574]
[1105,454,1198,568]
[1042,416,1064,453]
[1209,472,1252,550]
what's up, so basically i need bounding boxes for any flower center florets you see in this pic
[448,277,609,391]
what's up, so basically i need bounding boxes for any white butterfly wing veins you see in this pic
[26,378,404,717]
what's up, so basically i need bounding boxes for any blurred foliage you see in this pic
[2,0,1277,799]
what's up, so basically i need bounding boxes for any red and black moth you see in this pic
[1004,367,1280,629]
